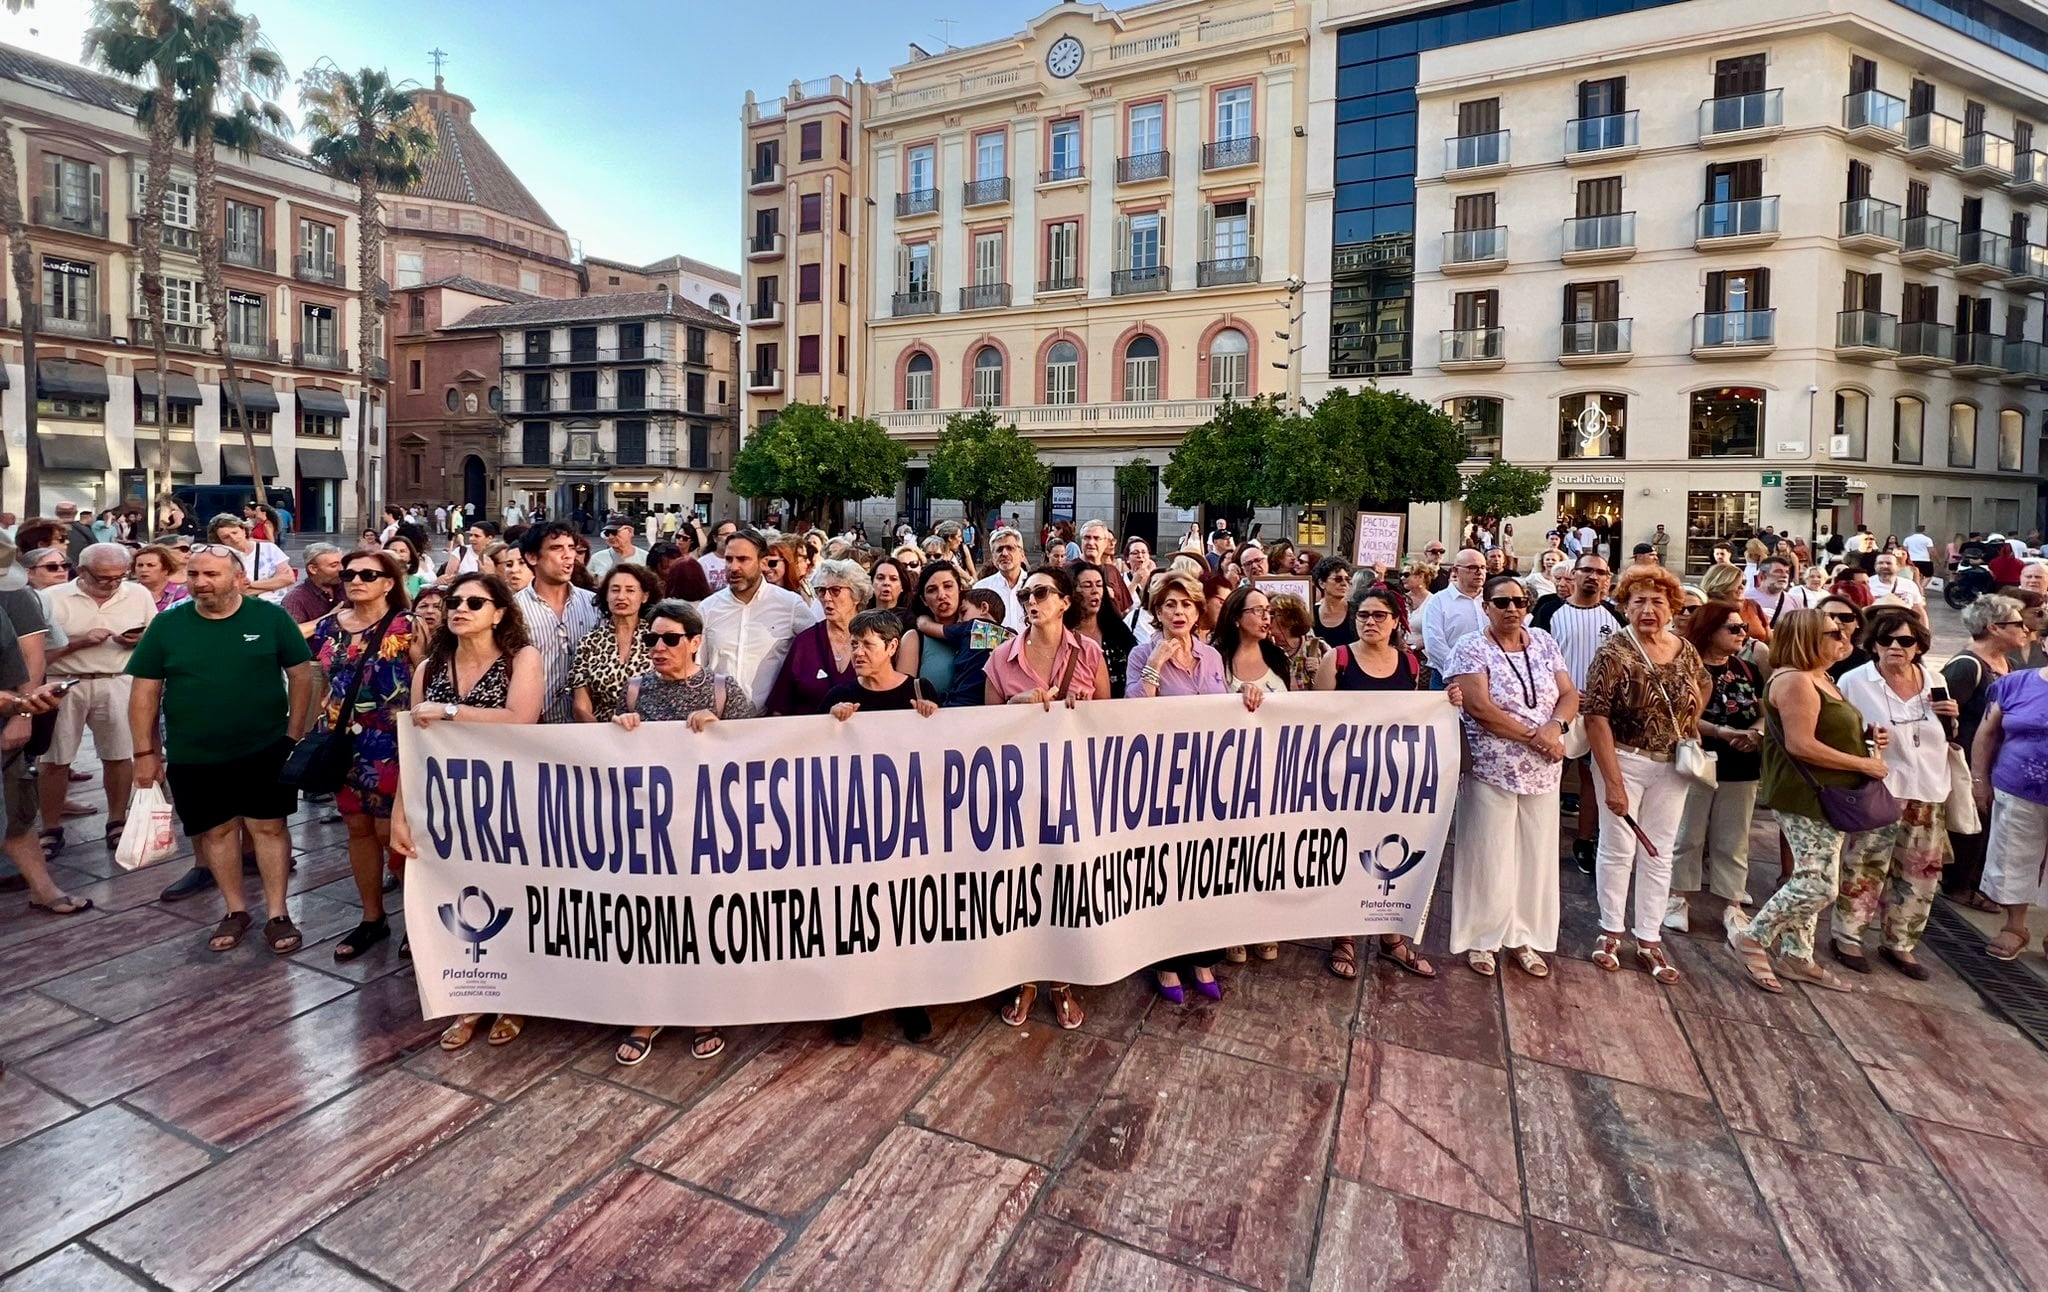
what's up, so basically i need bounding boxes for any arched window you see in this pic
[1122,334,1160,402]
[1442,396,1503,459]
[1948,403,1978,468]
[972,346,1004,408]
[1893,396,1924,464]
[1999,408,2024,471]
[1208,328,1249,398]
[1832,390,1867,460]
[904,352,934,411]
[1044,341,1078,405]
[707,293,730,317]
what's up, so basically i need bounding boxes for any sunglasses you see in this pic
[1022,585,1062,602]
[1827,612,1859,624]
[191,543,239,560]
[650,630,694,647]
[1995,620,2026,629]
[449,595,495,612]
[1823,628,1848,642]
[1723,623,1748,636]
[1488,596,1529,609]
[1877,634,1920,648]
[338,568,390,583]
[35,562,70,572]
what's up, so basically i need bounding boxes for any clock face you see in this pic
[1047,35,1084,79]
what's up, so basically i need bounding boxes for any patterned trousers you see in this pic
[1835,800,1949,953]
[1747,812,1844,962]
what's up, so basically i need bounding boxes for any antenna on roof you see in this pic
[930,17,958,50]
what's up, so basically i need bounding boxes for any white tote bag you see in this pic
[114,784,180,870]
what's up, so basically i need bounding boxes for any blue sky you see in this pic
[12,0,1060,271]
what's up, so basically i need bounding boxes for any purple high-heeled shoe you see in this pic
[1154,973,1185,1004]
[1193,971,1222,1000]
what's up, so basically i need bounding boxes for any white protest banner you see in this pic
[400,691,1458,1027]
[1354,512,1405,567]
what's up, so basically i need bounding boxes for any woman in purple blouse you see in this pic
[763,559,866,716]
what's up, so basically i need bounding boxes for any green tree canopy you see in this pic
[925,408,1050,525]
[1462,460,1553,523]
[1162,396,1289,512]
[1112,456,1155,504]
[731,403,908,524]
[1310,386,1465,513]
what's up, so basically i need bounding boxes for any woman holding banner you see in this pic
[986,566,1110,1031]
[1446,574,1579,979]
[1314,582,1437,980]
[612,598,759,1064]
[390,573,545,1051]
[1217,583,1291,964]
[568,563,658,723]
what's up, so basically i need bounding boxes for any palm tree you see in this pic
[150,0,285,507]
[300,65,431,531]
[0,2,38,515]
[86,1,184,503]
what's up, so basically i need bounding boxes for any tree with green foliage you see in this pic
[1162,396,1289,514]
[1112,456,1155,506]
[1308,385,1464,556]
[1462,459,1552,524]
[730,403,908,526]
[925,409,1050,532]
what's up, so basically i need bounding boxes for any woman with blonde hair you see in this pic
[1699,562,1745,604]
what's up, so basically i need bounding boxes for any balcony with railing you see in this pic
[1895,320,1955,369]
[746,233,784,260]
[1695,197,1779,249]
[1111,265,1171,295]
[1564,111,1638,162]
[1839,197,1902,252]
[1444,130,1510,177]
[1037,273,1082,294]
[503,392,681,416]
[502,344,671,367]
[1699,89,1783,143]
[226,337,278,362]
[963,176,1012,207]
[129,316,204,351]
[891,290,939,317]
[1038,164,1084,185]
[746,368,783,392]
[1835,309,1899,360]
[223,239,272,272]
[1901,212,1960,265]
[959,282,1012,311]
[293,253,339,285]
[680,343,707,365]
[1842,89,1906,145]
[2002,339,2044,384]
[1202,137,1260,171]
[30,303,112,339]
[1953,331,2007,377]
[1958,228,2011,280]
[1117,151,1170,183]
[293,344,348,371]
[127,217,196,253]
[1441,226,1507,272]
[365,355,389,382]
[1960,131,2015,184]
[370,276,390,307]
[1903,111,1964,167]
[31,195,107,239]
[1439,326,1504,370]
[749,297,782,325]
[874,398,1226,436]
[1691,309,1776,356]
[895,189,939,218]
[748,161,784,192]
[2007,242,2048,292]
[1559,319,1633,365]
[2013,149,2048,200]
[1197,256,1260,287]
[682,446,727,473]
[1561,212,1635,263]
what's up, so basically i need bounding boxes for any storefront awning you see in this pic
[36,359,109,401]
[132,437,206,475]
[134,369,203,407]
[219,380,280,415]
[295,448,348,480]
[221,444,280,479]
[294,387,351,417]
[38,433,112,471]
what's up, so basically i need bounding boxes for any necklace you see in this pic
[1487,630,1537,708]
[1876,664,1928,747]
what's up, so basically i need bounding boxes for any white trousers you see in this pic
[1672,778,1760,904]
[1981,789,2048,907]
[1450,778,1561,953]
[1592,749,1689,942]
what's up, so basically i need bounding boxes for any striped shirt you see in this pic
[515,583,600,723]
[1543,601,1622,689]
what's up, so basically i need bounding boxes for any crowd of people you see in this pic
[2,500,2043,1072]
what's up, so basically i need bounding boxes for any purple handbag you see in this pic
[1765,707,1902,833]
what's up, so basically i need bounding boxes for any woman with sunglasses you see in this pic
[1215,583,1292,964]
[1309,557,1358,647]
[986,566,1110,1030]
[1446,575,1576,979]
[1942,596,2031,913]
[611,598,757,1065]
[764,559,867,717]
[1669,602,1765,933]
[1582,565,1707,984]
[568,563,659,723]
[767,538,814,604]
[312,551,416,963]
[1830,607,1958,978]
[1729,609,1889,994]
[1815,596,1870,680]
[1315,583,1440,979]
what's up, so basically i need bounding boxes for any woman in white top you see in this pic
[1830,605,1960,979]
[206,513,294,600]
[1213,583,1288,965]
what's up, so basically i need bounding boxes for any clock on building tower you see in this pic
[1047,35,1084,79]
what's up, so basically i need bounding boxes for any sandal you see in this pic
[1254,942,1279,961]
[28,893,93,916]
[1727,926,1783,994]
[1591,933,1624,972]
[1510,946,1549,979]
[263,915,302,956]
[1382,936,1437,978]
[333,919,390,964]
[1985,930,2027,962]
[1636,942,1680,985]
[440,1015,480,1050]
[615,1028,661,1067]
[38,829,63,860]
[1777,957,1852,993]
[1467,949,1496,977]
[1328,937,1359,980]
[207,910,253,952]
[102,820,126,849]
[1223,945,1248,964]
[1959,890,2003,914]
[487,1015,525,1045]
[691,1029,725,1060]
[1000,983,1037,1027]
[1049,984,1084,1030]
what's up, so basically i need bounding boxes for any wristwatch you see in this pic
[442,703,458,721]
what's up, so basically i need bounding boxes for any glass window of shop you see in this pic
[1442,395,1502,460]
[1893,396,1924,464]
[1689,386,1765,459]
[1686,490,1760,573]
[1557,392,1626,459]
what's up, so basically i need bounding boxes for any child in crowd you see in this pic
[918,588,1013,707]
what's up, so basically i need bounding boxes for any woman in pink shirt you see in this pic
[985,565,1109,1031]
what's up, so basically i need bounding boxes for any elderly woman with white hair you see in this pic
[764,557,869,716]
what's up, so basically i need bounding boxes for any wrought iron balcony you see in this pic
[294,254,339,285]
[128,216,195,252]
[293,344,349,371]
[1202,137,1261,171]
[1197,256,1260,287]
[226,337,278,362]
[365,356,389,382]
[28,304,112,338]
[1117,151,1170,183]
[895,189,939,218]
[1038,164,1084,184]
[1110,265,1170,296]
[223,240,272,272]
[1037,274,1082,294]
[959,282,1012,311]
[962,177,1012,207]
[891,290,939,317]
[129,316,204,350]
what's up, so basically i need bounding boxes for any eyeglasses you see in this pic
[1454,563,1487,573]
[1357,609,1395,623]
[650,630,694,647]
[1488,596,1529,610]
[34,561,71,572]
[449,595,494,612]
[1827,612,1859,624]
[338,568,390,583]
[1878,634,1920,648]
[1241,605,1272,618]
[1022,585,1062,602]
[1995,620,2026,629]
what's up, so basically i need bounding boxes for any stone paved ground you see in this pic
[0,591,2043,1290]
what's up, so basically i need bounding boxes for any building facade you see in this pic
[586,253,741,320]
[1302,0,2048,565]
[443,291,741,523]
[389,276,535,514]
[0,43,382,529]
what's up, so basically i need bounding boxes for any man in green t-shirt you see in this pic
[127,545,317,955]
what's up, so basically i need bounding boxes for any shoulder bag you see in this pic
[1625,629,1717,789]
[1763,687,1901,833]
[281,609,400,793]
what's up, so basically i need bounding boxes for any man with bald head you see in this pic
[1417,547,1489,688]
[38,542,154,854]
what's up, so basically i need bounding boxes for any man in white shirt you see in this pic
[973,526,1029,632]
[698,529,821,703]
[1575,522,1598,558]
[502,499,525,530]
[39,543,155,850]
[432,504,449,536]
[1867,552,1924,611]
[586,521,649,580]
[1901,525,1936,577]
[1418,548,1488,688]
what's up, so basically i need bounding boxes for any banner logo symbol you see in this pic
[439,886,512,963]
[1364,834,1427,895]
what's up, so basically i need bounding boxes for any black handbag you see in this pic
[281,610,398,794]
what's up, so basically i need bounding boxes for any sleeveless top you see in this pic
[1759,679,1865,822]
[423,654,512,710]
[1335,644,1419,691]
